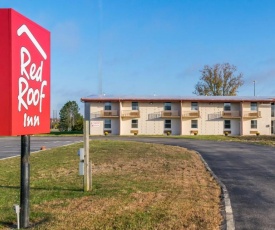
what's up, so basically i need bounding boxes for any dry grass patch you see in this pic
[0,140,222,230]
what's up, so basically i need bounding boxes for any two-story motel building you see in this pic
[81,95,275,136]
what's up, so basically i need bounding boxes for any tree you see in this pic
[193,63,244,96]
[59,101,83,131]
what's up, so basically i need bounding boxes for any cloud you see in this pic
[52,21,80,52]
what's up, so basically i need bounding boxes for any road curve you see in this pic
[99,136,275,230]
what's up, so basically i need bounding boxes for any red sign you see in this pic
[0,9,50,136]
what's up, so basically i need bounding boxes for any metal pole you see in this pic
[253,80,256,96]
[20,135,30,228]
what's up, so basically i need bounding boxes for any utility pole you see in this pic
[253,80,256,96]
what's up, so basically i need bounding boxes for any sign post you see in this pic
[83,118,91,191]
[20,135,30,228]
[0,9,50,228]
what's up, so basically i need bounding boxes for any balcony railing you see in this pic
[91,110,119,118]
[222,111,241,118]
[121,110,140,118]
[182,110,200,118]
[242,111,261,118]
[161,110,180,118]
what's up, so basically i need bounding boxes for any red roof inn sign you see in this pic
[0,9,50,136]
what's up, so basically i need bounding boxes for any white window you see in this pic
[131,119,138,128]
[164,102,171,111]
[251,102,257,111]
[224,120,231,129]
[104,119,111,129]
[251,120,257,129]
[164,120,171,129]
[104,102,112,110]
[191,102,198,111]
[191,120,198,129]
[224,103,231,111]
[132,102,139,110]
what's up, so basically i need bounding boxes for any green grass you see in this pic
[174,135,275,146]
[131,134,275,146]
[0,140,222,229]
[35,130,83,136]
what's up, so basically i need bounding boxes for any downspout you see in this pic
[180,100,183,135]
[240,101,244,136]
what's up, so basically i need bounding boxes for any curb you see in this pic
[196,151,235,230]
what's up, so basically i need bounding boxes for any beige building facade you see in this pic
[81,96,275,136]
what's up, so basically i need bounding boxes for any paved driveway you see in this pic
[102,136,275,230]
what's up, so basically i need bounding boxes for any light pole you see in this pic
[253,80,256,96]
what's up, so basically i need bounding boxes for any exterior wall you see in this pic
[89,102,120,135]
[86,99,274,136]
[120,101,181,135]
[198,102,224,135]
[242,102,271,135]
[141,102,171,135]
[258,104,271,135]
[182,102,241,135]
[90,102,103,135]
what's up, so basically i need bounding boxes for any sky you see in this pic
[2,0,275,116]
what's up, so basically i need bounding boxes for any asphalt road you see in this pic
[0,136,83,159]
[1,136,275,229]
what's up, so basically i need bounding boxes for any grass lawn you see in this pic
[0,140,222,229]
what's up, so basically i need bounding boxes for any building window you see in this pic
[191,102,198,111]
[224,120,231,129]
[224,103,231,111]
[251,120,257,129]
[251,102,257,111]
[131,119,138,128]
[104,119,111,129]
[191,120,198,128]
[104,102,112,110]
[272,103,275,117]
[164,120,171,129]
[164,102,171,111]
[132,102,139,110]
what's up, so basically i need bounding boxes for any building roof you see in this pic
[81,94,275,103]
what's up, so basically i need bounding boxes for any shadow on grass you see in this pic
[0,217,51,229]
[0,221,16,229]
[0,185,83,192]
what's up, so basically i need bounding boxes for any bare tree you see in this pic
[193,63,244,96]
